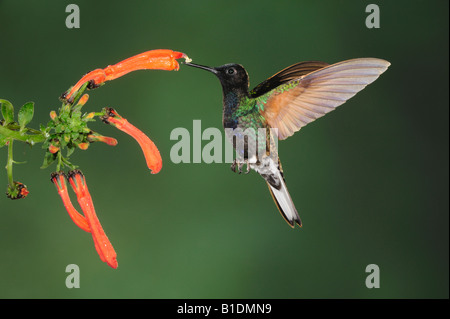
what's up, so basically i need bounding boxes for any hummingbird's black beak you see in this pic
[183,62,218,75]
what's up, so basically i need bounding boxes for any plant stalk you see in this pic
[0,125,46,145]
[7,139,14,188]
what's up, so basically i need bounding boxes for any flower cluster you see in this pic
[48,105,164,268]
[1,49,191,268]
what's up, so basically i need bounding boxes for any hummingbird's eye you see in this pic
[227,68,236,75]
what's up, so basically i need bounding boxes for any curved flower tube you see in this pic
[51,171,90,232]
[63,49,191,101]
[67,170,118,269]
[102,107,162,174]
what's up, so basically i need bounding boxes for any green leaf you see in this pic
[40,151,57,169]
[18,102,34,130]
[0,99,14,125]
[61,156,78,170]
[55,124,63,133]
[66,146,75,157]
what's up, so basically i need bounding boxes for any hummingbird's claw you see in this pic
[231,159,251,174]
[231,160,237,173]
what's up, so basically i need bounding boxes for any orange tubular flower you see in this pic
[68,170,118,269]
[102,108,162,174]
[87,133,118,146]
[51,172,90,232]
[64,49,190,101]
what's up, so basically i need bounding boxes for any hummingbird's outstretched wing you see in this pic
[250,61,329,98]
[255,58,390,140]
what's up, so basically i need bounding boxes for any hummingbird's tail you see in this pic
[266,171,302,228]
[251,157,301,227]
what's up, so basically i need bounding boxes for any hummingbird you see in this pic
[185,58,390,228]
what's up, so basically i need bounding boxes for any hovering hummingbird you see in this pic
[185,58,390,228]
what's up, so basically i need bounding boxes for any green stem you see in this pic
[69,81,90,106]
[61,156,76,170]
[5,123,42,135]
[0,124,46,145]
[56,151,62,172]
[7,139,14,188]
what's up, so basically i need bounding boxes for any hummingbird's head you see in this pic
[185,62,249,95]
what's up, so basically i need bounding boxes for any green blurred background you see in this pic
[0,0,448,298]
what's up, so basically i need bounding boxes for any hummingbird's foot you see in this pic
[231,159,251,174]
[244,160,251,174]
[231,160,238,173]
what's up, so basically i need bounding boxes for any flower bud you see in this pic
[50,111,57,120]
[77,142,89,150]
